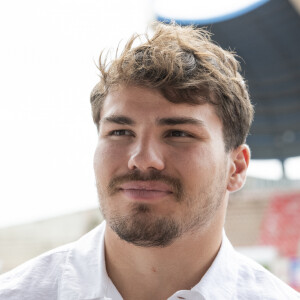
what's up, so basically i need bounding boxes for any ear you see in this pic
[227,144,250,192]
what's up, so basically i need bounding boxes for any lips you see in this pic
[120,181,172,192]
[119,181,173,201]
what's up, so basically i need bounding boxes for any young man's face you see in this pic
[94,85,233,247]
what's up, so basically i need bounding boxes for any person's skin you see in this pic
[94,85,250,300]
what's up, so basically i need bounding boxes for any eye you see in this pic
[166,130,192,137]
[109,129,133,136]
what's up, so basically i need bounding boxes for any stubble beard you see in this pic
[108,203,182,247]
[97,168,227,248]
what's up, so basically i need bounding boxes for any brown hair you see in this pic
[90,22,254,151]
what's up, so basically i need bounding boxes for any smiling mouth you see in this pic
[118,181,173,201]
[120,189,172,200]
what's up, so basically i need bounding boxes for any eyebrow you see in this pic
[101,115,205,127]
[102,115,135,125]
[156,117,205,127]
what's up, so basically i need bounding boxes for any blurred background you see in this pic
[0,0,299,291]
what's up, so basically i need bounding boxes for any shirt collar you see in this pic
[191,231,238,299]
[59,221,119,300]
[58,222,237,300]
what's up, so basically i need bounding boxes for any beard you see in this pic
[97,168,226,248]
[109,203,182,247]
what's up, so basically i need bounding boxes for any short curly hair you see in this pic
[90,22,254,151]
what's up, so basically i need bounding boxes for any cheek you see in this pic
[168,145,214,171]
[168,146,219,189]
[93,141,125,181]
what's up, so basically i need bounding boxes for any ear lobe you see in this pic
[227,144,250,192]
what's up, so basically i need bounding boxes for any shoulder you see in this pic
[234,251,300,299]
[0,222,106,300]
[0,243,72,300]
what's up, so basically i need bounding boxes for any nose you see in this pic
[128,136,165,172]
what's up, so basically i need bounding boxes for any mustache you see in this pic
[107,169,183,201]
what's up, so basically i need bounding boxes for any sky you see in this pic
[154,0,269,22]
[0,0,299,228]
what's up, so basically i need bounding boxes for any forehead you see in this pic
[101,85,222,129]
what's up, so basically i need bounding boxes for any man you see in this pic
[0,23,299,300]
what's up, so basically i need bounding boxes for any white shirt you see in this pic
[0,221,299,300]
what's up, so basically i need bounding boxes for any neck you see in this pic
[104,222,223,300]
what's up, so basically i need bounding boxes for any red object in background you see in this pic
[260,192,300,257]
